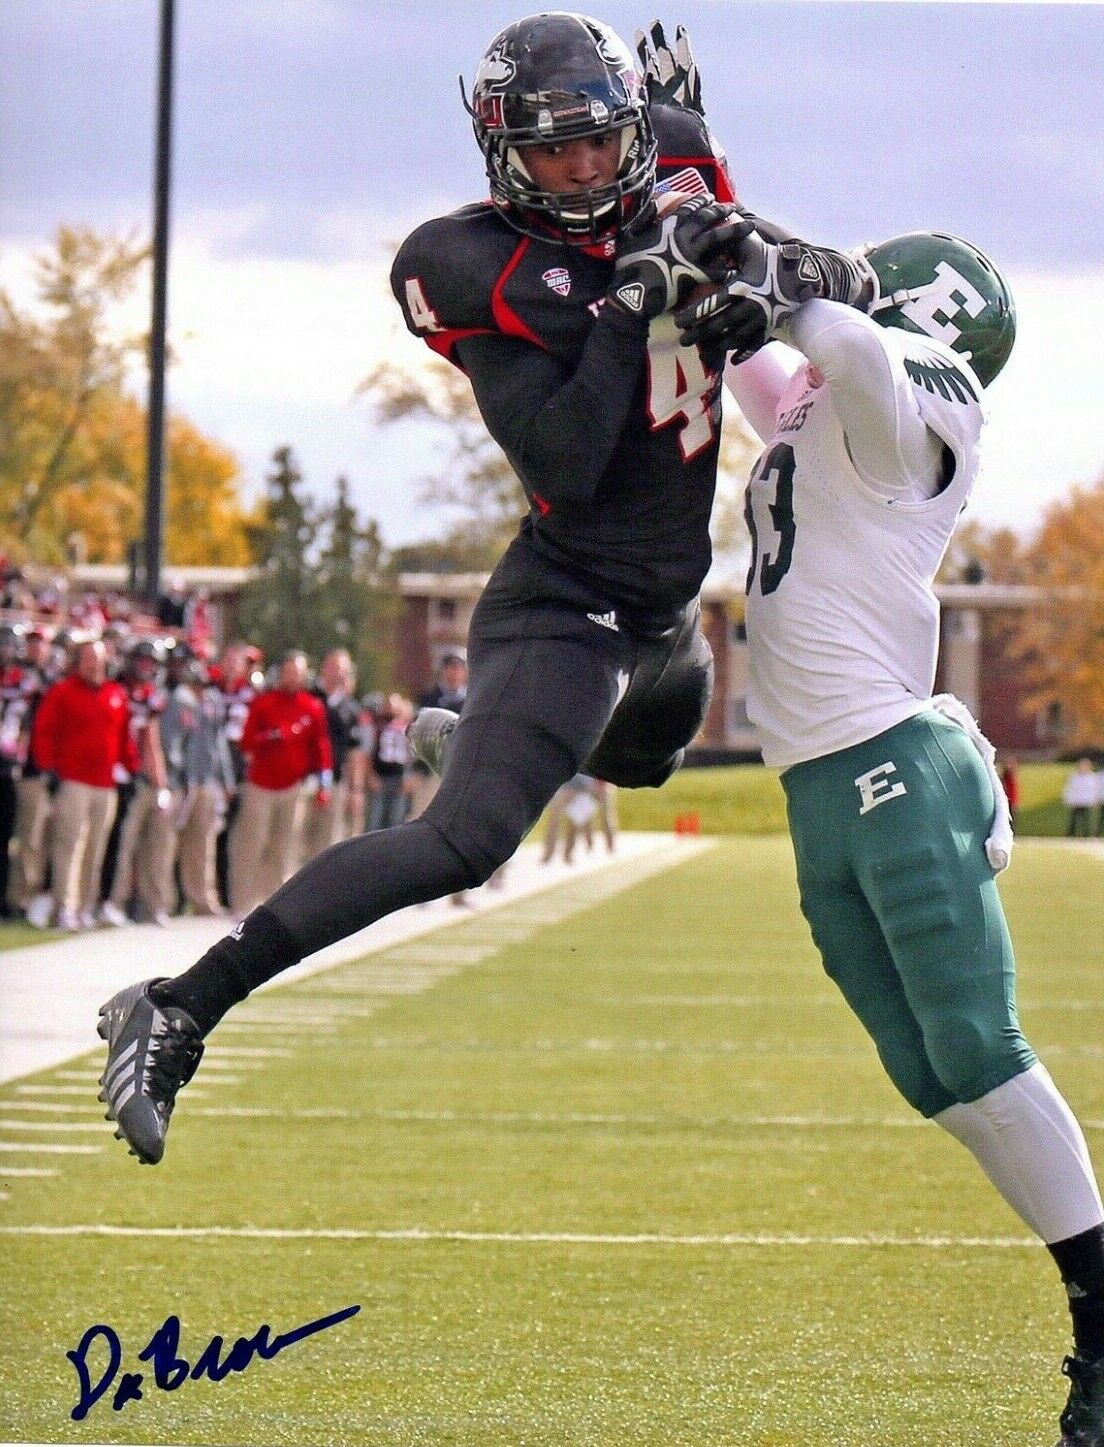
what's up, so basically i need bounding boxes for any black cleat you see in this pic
[1057,1352,1104,1447]
[97,979,203,1165]
[408,707,458,777]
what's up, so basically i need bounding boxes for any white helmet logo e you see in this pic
[896,262,987,351]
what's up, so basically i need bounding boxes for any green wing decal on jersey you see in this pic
[903,354,978,404]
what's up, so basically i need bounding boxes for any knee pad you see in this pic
[591,748,683,790]
[922,1008,1035,1103]
[420,801,526,887]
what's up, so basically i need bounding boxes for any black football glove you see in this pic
[635,20,703,117]
[675,224,875,355]
[607,199,749,320]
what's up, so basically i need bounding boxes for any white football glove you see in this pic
[930,694,1014,872]
[635,20,703,117]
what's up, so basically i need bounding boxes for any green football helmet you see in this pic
[860,231,1016,387]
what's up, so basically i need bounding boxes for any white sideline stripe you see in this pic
[0,1167,58,1176]
[0,1223,1039,1249]
[0,1119,108,1132]
[0,1142,101,1154]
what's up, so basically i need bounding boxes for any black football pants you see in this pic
[261,594,713,960]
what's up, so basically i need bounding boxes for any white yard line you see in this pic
[0,1119,109,1132]
[181,1107,932,1128]
[0,1223,1039,1249]
[0,1142,101,1154]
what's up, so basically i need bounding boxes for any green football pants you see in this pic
[782,710,1036,1116]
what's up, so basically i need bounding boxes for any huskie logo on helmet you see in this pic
[475,42,517,91]
[461,11,658,246]
[860,231,1016,387]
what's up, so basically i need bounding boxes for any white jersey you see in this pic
[736,303,986,769]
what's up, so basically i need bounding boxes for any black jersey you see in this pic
[391,105,737,617]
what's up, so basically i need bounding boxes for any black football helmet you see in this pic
[463,11,657,245]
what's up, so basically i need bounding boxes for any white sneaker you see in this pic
[99,902,132,928]
[56,909,82,932]
[77,909,98,930]
[150,911,172,928]
[26,894,53,929]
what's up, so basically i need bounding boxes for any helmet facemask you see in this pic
[464,12,658,246]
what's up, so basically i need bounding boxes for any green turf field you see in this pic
[614,761,1079,837]
[1,838,1101,1445]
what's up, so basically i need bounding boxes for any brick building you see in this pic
[55,565,1066,758]
[392,574,1060,758]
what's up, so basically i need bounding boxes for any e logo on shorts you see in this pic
[855,762,907,816]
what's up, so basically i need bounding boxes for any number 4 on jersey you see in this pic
[404,277,444,334]
[645,316,718,461]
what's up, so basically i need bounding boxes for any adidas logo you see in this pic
[614,282,645,314]
[586,610,619,632]
[229,920,245,940]
[797,253,821,284]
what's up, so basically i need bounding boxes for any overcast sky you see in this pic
[2,0,1102,547]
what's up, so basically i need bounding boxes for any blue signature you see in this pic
[67,1303,360,1419]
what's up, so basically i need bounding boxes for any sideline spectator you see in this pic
[561,774,599,864]
[1063,758,1098,838]
[302,649,365,863]
[410,652,472,902]
[365,693,414,832]
[213,642,263,907]
[0,626,24,916]
[998,756,1021,831]
[230,651,332,915]
[6,626,57,915]
[410,650,468,821]
[593,778,618,854]
[101,641,175,927]
[160,653,234,916]
[29,639,137,930]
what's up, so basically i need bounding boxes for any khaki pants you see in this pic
[7,774,52,909]
[51,781,117,917]
[229,781,304,916]
[109,782,177,917]
[175,784,224,914]
[299,779,349,865]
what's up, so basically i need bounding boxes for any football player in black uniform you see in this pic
[95,12,867,1167]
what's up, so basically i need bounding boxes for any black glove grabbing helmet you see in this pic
[462,11,657,246]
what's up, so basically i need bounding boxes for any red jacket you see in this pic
[31,675,139,788]
[240,689,332,791]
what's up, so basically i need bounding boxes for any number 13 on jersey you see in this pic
[745,443,797,596]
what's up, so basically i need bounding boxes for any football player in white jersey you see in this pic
[679,231,1104,1443]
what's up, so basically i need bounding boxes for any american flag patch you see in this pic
[655,165,712,200]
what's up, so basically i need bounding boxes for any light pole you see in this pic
[143,0,175,610]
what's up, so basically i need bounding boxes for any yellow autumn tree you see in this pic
[0,226,255,567]
[1013,477,1104,747]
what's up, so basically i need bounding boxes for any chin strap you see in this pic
[929,694,1014,872]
